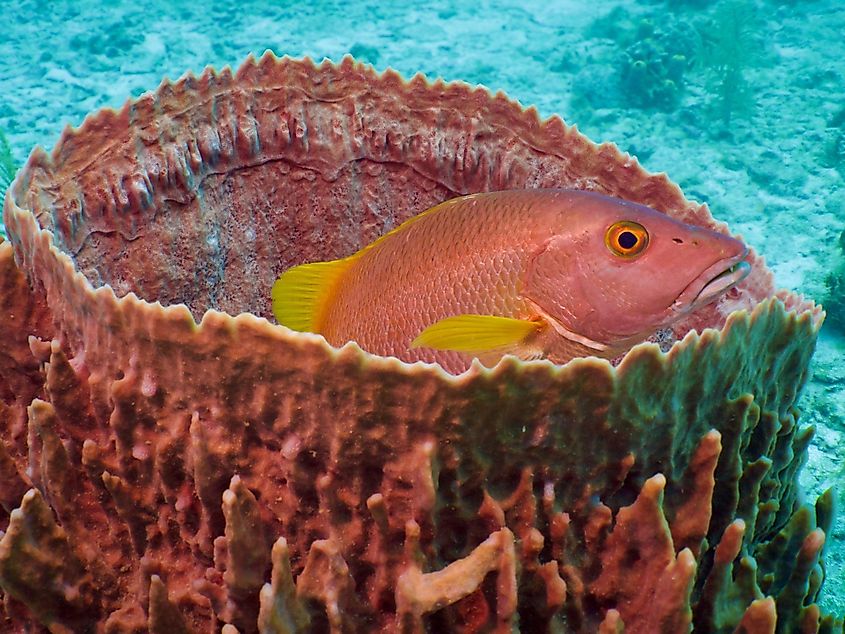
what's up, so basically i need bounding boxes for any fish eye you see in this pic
[605,221,649,258]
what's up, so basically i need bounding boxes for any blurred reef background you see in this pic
[0,0,843,613]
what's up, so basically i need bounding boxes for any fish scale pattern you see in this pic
[0,55,839,632]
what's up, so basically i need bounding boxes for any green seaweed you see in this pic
[0,128,18,239]
[0,128,16,192]
[696,0,760,127]
[822,107,845,173]
[822,228,845,334]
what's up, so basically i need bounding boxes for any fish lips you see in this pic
[671,249,751,316]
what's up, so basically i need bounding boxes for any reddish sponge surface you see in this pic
[0,56,834,632]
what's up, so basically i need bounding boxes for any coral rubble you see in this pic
[0,55,837,632]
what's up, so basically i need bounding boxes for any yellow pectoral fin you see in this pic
[411,315,543,353]
[271,258,352,333]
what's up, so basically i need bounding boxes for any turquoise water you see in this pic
[1,0,843,616]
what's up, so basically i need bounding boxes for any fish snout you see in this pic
[670,226,746,258]
[717,232,749,260]
[672,239,751,314]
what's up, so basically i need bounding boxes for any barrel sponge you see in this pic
[0,55,837,631]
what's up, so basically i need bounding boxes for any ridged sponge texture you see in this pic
[0,55,835,632]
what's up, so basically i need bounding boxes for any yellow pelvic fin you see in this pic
[271,258,352,333]
[411,314,542,353]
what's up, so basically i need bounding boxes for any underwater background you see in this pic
[0,0,843,615]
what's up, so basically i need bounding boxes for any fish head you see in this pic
[525,192,750,351]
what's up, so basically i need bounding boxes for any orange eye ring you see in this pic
[605,221,649,258]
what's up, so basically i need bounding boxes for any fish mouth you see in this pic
[672,250,751,314]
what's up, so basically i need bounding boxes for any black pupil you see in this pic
[618,231,638,249]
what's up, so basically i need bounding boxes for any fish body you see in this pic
[272,189,750,373]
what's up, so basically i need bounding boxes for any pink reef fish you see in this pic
[272,189,750,374]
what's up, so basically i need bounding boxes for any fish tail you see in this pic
[271,258,352,333]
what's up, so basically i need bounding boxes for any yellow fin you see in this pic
[271,259,351,333]
[411,315,542,353]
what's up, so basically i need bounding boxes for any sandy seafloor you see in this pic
[1,0,843,615]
